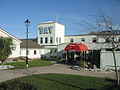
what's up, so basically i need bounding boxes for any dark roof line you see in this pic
[20,39,42,48]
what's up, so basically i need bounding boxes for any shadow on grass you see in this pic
[101,77,120,90]
[0,79,37,90]
[101,84,120,90]
[37,75,96,90]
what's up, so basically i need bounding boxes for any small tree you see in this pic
[0,37,13,65]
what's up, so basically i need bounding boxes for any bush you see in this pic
[0,80,37,90]
[13,57,21,62]
[77,60,88,68]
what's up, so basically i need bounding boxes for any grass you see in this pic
[3,59,54,69]
[1,74,118,90]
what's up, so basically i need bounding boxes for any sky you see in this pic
[0,0,120,39]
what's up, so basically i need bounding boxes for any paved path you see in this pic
[0,64,116,82]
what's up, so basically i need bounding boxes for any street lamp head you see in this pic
[25,19,30,26]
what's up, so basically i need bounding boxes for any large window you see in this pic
[70,38,74,43]
[50,37,53,43]
[81,38,85,41]
[27,50,29,55]
[45,37,48,43]
[40,37,43,43]
[59,37,61,43]
[56,37,58,43]
[92,38,97,42]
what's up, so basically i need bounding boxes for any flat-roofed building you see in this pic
[37,21,65,60]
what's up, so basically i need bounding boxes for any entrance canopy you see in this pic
[64,43,88,52]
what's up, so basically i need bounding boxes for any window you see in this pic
[56,37,58,43]
[70,38,74,43]
[34,50,37,55]
[106,49,112,51]
[92,38,97,42]
[50,37,53,43]
[26,50,29,55]
[50,49,52,53]
[45,37,48,43]
[106,38,110,42]
[20,50,21,55]
[54,49,57,53]
[59,37,61,43]
[118,37,120,42]
[12,45,16,50]
[81,38,85,41]
[40,37,43,43]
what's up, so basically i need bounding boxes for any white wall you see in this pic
[64,34,120,44]
[100,51,120,70]
[38,21,65,45]
[55,23,65,44]
[41,49,51,59]
[38,22,55,45]
[57,43,68,59]
[9,39,21,58]
[64,35,97,43]
[20,48,41,59]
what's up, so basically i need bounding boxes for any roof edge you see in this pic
[0,28,21,43]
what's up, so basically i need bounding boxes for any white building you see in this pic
[36,21,120,69]
[58,32,120,69]
[0,21,120,70]
[0,28,21,58]
[37,21,65,60]
[20,39,42,59]
[0,28,42,60]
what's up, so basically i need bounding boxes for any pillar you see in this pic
[65,51,68,63]
[74,51,76,61]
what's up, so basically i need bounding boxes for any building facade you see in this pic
[59,33,120,69]
[37,21,65,60]
[0,21,120,70]
[36,21,120,69]
[20,39,42,59]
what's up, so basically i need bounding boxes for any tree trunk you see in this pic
[1,60,4,66]
[112,49,119,86]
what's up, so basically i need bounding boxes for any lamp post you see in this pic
[25,19,30,68]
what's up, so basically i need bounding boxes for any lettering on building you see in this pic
[39,26,53,34]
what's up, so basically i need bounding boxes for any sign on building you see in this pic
[39,26,53,34]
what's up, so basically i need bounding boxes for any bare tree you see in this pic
[83,14,120,86]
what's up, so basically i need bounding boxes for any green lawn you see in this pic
[1,74,118,90]
[4,59,54,69]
